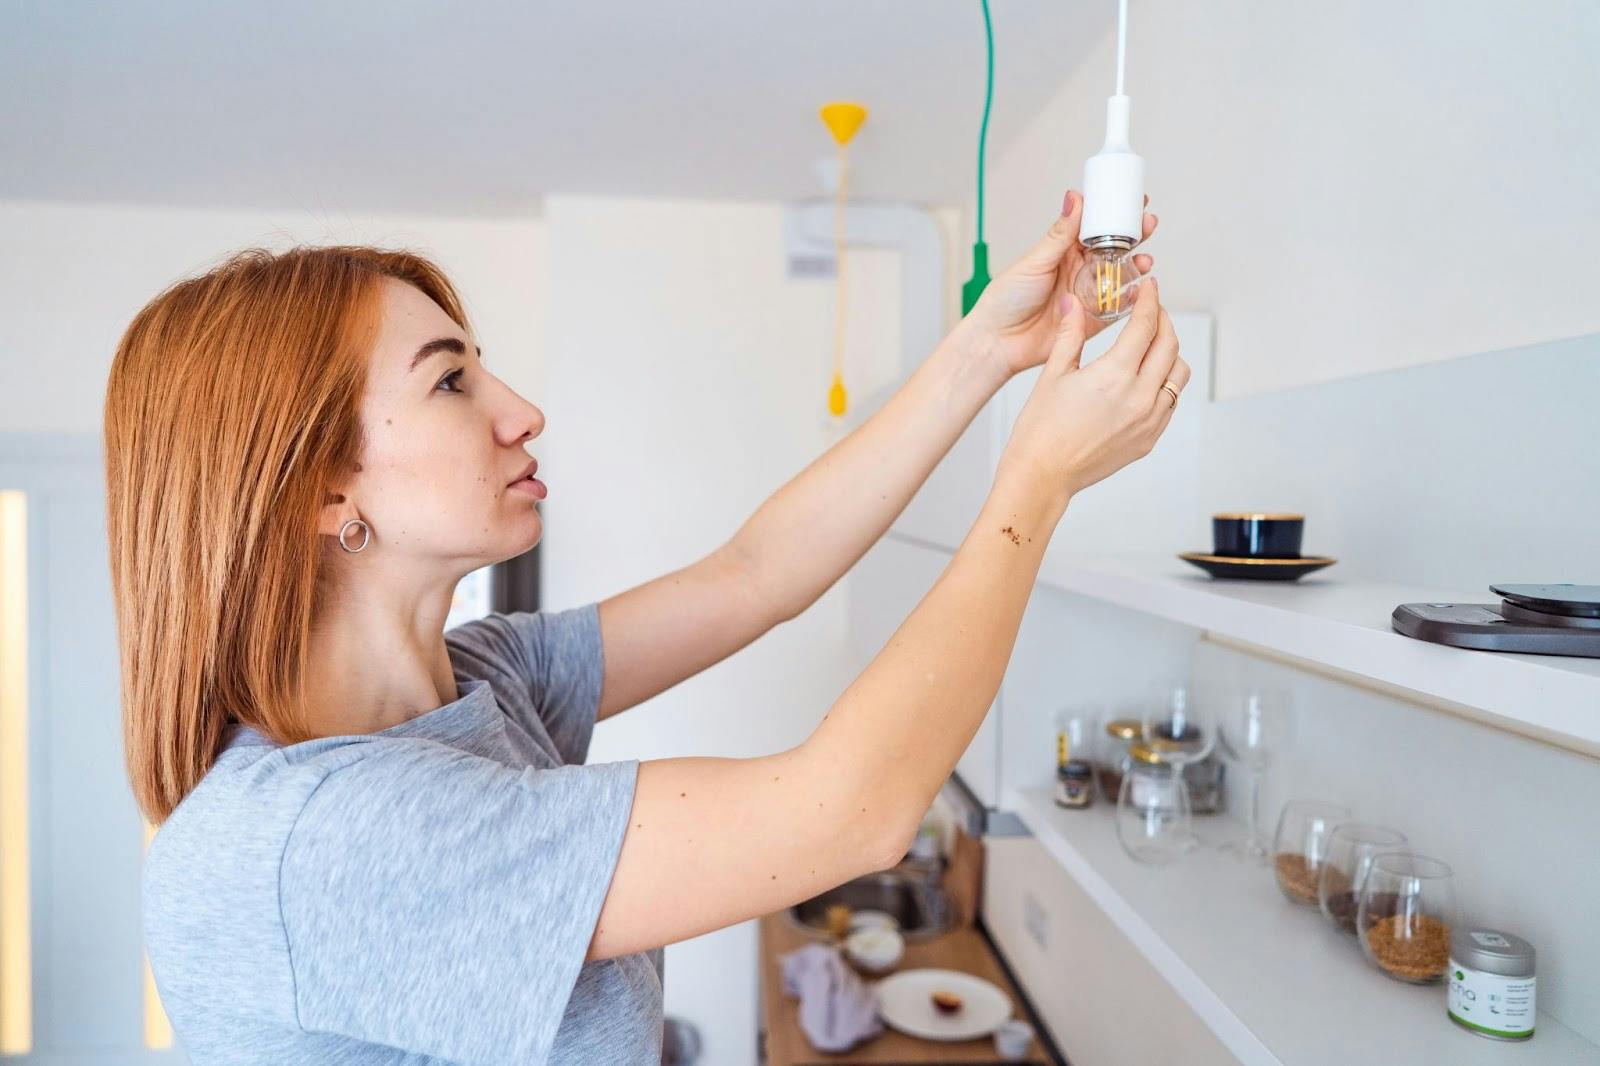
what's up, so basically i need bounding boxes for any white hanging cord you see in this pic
[1116,0,1128,95]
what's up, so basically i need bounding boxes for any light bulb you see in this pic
[1071,239,1144,324]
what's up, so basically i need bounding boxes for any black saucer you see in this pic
[1178,551,1337,582]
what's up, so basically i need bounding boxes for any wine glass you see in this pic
[1140,681,1216,852]
[1217,685,1291,863]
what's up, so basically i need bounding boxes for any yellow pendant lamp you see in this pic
[820,101,866,418]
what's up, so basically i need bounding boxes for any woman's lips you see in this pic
[508,474,547,500]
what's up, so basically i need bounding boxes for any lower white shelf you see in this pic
[1009,786,1599,1066]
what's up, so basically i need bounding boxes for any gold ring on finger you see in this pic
[1160,381,1180,408]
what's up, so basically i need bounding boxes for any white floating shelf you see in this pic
[1035,552,1600,753]
[1010,786,1599,1066]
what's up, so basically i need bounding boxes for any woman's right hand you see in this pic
[994,276,1189,506]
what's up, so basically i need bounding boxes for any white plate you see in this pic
[874,968,1012,1042]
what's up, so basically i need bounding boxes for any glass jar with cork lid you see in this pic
[1099,718,1142,801]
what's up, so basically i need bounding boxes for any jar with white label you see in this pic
[1448,928,1536,1041]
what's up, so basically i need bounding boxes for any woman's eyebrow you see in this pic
[408,337,481,372]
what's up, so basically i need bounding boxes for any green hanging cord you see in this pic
[961,0,995,315]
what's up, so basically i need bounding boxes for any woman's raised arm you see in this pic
[594,192,1158,721]
[588,280,1187,960]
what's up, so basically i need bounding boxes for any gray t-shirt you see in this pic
[142,604,664,1065]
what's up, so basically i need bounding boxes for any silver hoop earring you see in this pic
[337,518,371,554]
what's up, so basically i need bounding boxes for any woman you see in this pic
[108,191,1185,1064]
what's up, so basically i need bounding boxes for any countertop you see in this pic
[757,911,1050,1066]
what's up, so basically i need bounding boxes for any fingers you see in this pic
[1102,275,1162,368]
[1137,307,1180,390]
[1167,356,1193,394]
[1147,354,1191,424]
[1134,253,1153,274]
[1010,190,1083,275]
[1140,211,1158,243]
[1043,294,1088,376]
[1148,380,1179,440]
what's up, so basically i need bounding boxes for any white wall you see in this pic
[981,0,1600,398]
[0,200,545,434]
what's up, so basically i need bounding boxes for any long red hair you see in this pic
[104,246,469,824]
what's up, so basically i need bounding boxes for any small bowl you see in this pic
[993,1018,1035,1059]
[844,924,905,975]
[1212,512,1304,558]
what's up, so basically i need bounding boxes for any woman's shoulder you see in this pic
[444,604,600,685]
[144,736,435,921]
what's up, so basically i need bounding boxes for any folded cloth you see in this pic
[780,943,884,1053]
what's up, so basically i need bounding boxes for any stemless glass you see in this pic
[1358,853,1458,983]
[1115,742,1186,865]
[1217,685,1291,863]
[1317,823,1409,935]
[1271,800,1353,904]
[1141,682,1217,851]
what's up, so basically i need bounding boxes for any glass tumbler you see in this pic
[1317,823,1408,935]
[1116,744,1186,865]
[1358,853,1458,984]
[1271,800,1353,905]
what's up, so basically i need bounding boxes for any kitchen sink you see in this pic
[787,868,952,942]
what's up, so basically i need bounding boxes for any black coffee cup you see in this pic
[1212,513,1304,559]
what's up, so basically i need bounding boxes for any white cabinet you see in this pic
[984,835,1236,1066]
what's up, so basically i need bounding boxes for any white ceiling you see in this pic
[0,1,1108,215]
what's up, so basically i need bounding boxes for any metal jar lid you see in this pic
[1450,928,1536,976]
[1127,740,1167,766]
[1104,718,1141,741]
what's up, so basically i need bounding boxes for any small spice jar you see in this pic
[1054,761,1095,808]
[1448,928,1536,1041]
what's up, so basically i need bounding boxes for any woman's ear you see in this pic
[317,486,361,539]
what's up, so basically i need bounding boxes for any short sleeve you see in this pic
[446,604,606,764]
[279,742,638,1065]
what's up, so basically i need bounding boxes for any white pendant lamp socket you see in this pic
[1073,0,1147,323]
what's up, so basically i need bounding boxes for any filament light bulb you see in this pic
[1072,239,1145,323]
[1077,0,1147,327]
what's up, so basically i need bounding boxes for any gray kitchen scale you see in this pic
[1392,584,1600,657]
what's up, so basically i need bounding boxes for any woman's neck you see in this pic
[300,567,462,739]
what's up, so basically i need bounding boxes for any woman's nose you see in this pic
[501,396,545,445]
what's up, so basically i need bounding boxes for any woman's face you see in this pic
[337,278,547,572]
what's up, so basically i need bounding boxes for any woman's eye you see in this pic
[436,368,465,393]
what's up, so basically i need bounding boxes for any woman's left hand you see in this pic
[961,190,1157,377]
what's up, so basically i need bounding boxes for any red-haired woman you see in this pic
[107,193,1181,1064]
